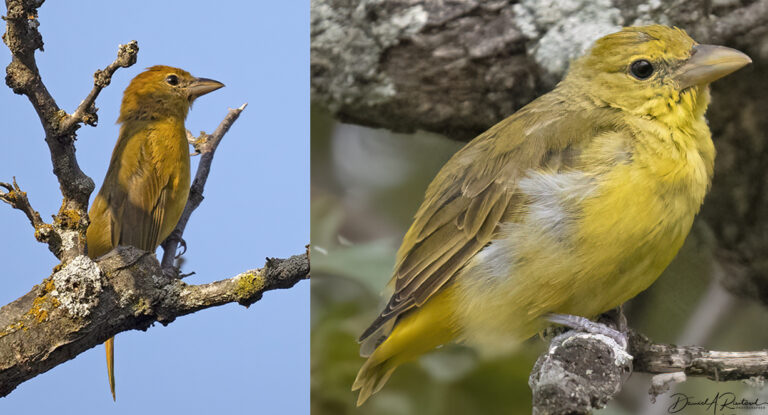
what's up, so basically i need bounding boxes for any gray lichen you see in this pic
[58,229,80,254]
[50,255,102,318]
[632,0,672,26]
[513,0,622,76]
[311,0,428,109]
[530,332,633,413]
[557,332,633,367]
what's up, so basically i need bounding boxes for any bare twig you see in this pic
[59,40,139,131]
[0,177,45,229]
[160,103,248,272]
[631,335,768,381]
[3,0,138,261]
[0,246,309,398]
[0,177,57,248]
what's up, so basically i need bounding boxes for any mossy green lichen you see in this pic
[235,270,266,301]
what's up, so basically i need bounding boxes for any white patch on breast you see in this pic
[450,169,599,353]
[518,170,596,236]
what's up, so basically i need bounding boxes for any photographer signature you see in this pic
[668,392,768,414]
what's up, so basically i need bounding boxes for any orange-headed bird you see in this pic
[87,65,223,400]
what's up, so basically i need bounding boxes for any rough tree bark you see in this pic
[0,0,309,396]
[0,247,308,397]
[312,0,768,413]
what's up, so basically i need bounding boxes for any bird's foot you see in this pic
[546,313,628,349]
[175,235,187,258]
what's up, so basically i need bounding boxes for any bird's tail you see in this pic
[105,337,116,401]
[353,288,457,406]
[352,352,398,407]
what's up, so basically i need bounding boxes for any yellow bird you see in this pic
[87,65,224,400]
[353,25,751,405]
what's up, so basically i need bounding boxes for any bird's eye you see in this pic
[165,74,179,86]
[629,60,654,80]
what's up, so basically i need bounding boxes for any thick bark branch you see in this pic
[311,0,768,140]
[530,332,632,415]
[3,0,138,261]
[530,328,768,414]
[0,246,309,398]
[160,103,248,272]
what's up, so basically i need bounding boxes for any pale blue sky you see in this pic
[0,1,308,413]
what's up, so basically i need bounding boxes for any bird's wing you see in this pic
[105,127,174,252]
[359,98,608,353]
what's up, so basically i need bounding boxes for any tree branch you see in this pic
[631,334,768,382]
[159,103,248,272]
[530,328,768,414]
[0,177,46,230]
[3,0,138,261]
[58,40,139,131]
[0,246,309,398]
[311,0,768,140]
[530,332,632,415]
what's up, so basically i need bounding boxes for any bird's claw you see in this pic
[175,237,187,258]
[546,313,628,349]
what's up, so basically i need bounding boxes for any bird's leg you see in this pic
[160,229,188,278]
[546,313,628,349]
[162,264,180,279]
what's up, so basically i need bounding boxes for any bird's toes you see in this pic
[546,313,628,349]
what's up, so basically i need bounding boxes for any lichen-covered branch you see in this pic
[0,177,47,231]
[159,103,248,272]
[0,246,309,398]
[3,0,138,261]
[530,332,632,415]
[311,0,768,140]
[530,328,768,414]
[631,333,768,382]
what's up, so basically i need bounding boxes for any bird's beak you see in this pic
[187,77,225,100]
[674,44,751,89]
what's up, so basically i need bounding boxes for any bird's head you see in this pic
[118,65,224,123]
[565,25,750,124]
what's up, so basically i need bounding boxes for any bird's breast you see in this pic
[451,125,713,348]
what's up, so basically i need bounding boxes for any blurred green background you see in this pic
[311,104,768,415]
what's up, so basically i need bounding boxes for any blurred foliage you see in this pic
[311,106,768,414]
